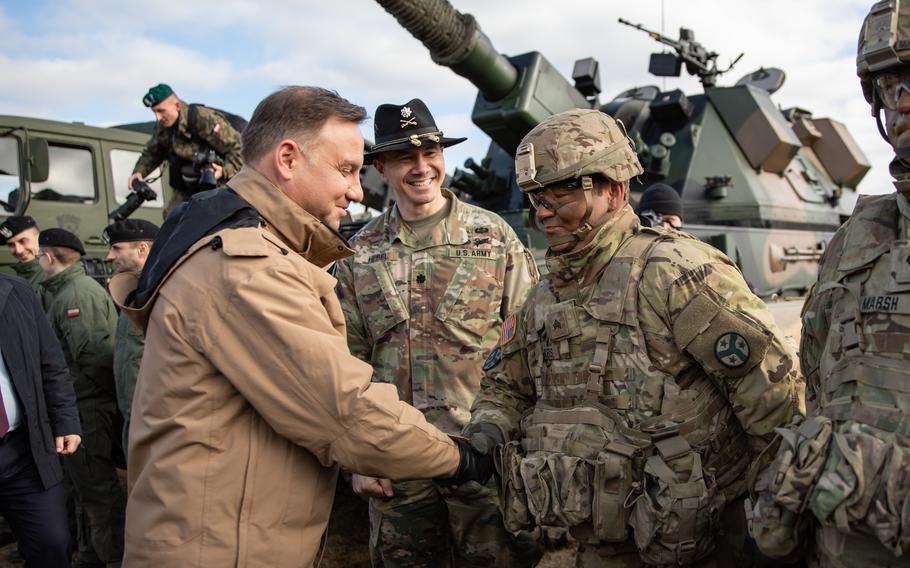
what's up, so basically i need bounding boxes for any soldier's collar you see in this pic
[387,189,467,247]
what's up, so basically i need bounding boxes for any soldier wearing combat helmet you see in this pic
[463,108,803,566]
[749,3,910,566]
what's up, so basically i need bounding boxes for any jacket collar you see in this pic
[545,204,640,288]
[39,262,85,293]
[382,189,469,249]
[12,258,41,279]
[223,167,353,268]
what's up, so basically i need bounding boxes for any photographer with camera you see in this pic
[128,84,243,216]
[636,182,684,230]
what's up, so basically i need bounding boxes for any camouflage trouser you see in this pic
[63,395,126,566]
[812,527,910,568]
[368,478,539,568]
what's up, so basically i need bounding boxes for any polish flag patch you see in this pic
[213,124,222,135]
[66,308,81,318]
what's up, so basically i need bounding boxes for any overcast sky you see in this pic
[0,0,892,196]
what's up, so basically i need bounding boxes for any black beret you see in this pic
[38,228,85,255]
[0,215,38,244]
[103,219,159,245]
[637,183,683,218]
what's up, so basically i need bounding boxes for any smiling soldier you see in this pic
[335,98,539,567]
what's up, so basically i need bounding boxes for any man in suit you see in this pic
[0,273,82,566]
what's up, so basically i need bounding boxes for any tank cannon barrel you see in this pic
[376,0,518,101]
[375,0,591,158]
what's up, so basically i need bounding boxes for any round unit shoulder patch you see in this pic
[715,332,750,368]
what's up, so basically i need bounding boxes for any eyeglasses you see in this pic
[526,179,584,212]
[875,71,910,110]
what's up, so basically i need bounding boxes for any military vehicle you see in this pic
[370,0,870,339]
[0,115,177,279]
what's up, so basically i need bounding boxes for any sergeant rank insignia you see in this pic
[715,332,749,368]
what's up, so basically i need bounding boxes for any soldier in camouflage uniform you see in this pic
[462,108,803,567]
[0,215,44,292]
[103,219,158,459]
[335,99,540,567]
[36,229,125,568]
[749,3,910,566]
[128,83,243,214]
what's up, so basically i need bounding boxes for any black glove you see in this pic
[450,437,495,486]
[462,422,505,455]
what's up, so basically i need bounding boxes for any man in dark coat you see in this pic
[0,273,81,566]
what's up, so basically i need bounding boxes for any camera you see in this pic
[191,150,220,192]
[109,179,158,221]
[638,209,663,228]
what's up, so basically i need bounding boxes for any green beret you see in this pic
[142,83,175,108]
[0,215,38,244]
[39,228,85,255]
[103,219,159,245]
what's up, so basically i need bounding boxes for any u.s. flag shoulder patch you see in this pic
[66,307,81,318]
[499,313,517,346]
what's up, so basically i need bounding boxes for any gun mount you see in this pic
[617,18,744,89]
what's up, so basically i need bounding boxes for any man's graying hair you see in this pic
[241,86,367,164]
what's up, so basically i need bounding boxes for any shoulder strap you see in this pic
[188,103,200,135]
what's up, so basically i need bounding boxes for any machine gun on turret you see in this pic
[617,18,743,88]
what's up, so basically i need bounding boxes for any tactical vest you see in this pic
[806,196,910,558]
[499,231,749,565]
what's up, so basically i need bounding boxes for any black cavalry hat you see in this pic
[364,98,466,161]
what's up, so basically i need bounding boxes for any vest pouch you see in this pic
[520,454,593,528]
[592,449,636,542]
[498,440,533,533]
[867,441,910,556]
[748,416,831,559]
[630,448,721,565]
[770,416,834,513]
[810,428,890,530]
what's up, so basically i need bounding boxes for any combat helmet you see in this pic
[515,109,643,247]
[857,0,910,145]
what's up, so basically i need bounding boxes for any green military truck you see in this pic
[0,115,173,279]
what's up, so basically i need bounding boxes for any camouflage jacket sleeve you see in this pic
[192,106,243,181]
[468,293,539,441]
[799,225,848,408]
[643,238,804,455]
[499,225,539,319]
[334,254,372,362]
[133,126,169,177]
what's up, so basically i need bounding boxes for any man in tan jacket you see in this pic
[110,86,487,567]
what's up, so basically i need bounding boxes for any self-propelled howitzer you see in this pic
[373,0,870,317]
